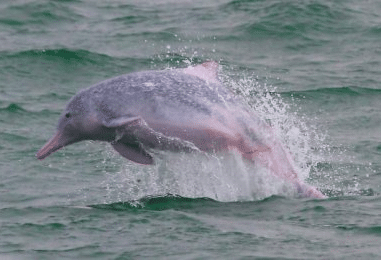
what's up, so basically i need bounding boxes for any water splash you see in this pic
[99,64,327,203]
[102,149,296,203]
[221,68,378,198]
[221,71,318,182]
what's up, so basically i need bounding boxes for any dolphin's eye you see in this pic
[65,113,71,118]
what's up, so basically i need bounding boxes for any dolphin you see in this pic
[36,61,325,198]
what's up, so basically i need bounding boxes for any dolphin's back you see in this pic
[81,70,234,125]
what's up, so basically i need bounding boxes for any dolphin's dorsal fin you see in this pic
[183,61,219,83]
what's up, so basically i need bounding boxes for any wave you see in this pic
[283,86,381,99]
[219,1,360,42]
[321,188,377,198]
[0,48,153,76]
[336,224,381,235]
[88,193,300,212]
[0,1,82,27]
[0,102,62,116]
[1,48,113,65]
[89,194,219,211]
[0,103,26,113]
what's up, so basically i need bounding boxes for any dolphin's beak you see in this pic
[36,131,67,160]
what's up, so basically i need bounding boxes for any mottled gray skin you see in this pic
[36,65,325,198]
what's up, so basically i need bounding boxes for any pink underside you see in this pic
[182,62,325,198]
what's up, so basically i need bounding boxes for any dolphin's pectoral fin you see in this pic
[103,116,154,164]
[102,116,142,129]
[111,141,154,165]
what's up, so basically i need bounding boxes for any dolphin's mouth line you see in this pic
[36,132,65,160]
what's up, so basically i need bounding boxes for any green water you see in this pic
[1,0,381,259]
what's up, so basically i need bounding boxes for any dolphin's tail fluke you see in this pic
[244,139,326,199]
[294,182,326,199]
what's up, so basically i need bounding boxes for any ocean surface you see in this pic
[1,0,381,259]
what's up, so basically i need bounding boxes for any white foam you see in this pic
[100,67,326,202]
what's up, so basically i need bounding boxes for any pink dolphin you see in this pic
[36,62,325,198]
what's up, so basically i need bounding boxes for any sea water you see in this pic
[1,0,381,259]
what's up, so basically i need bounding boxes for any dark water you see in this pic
[1,0,381,259]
